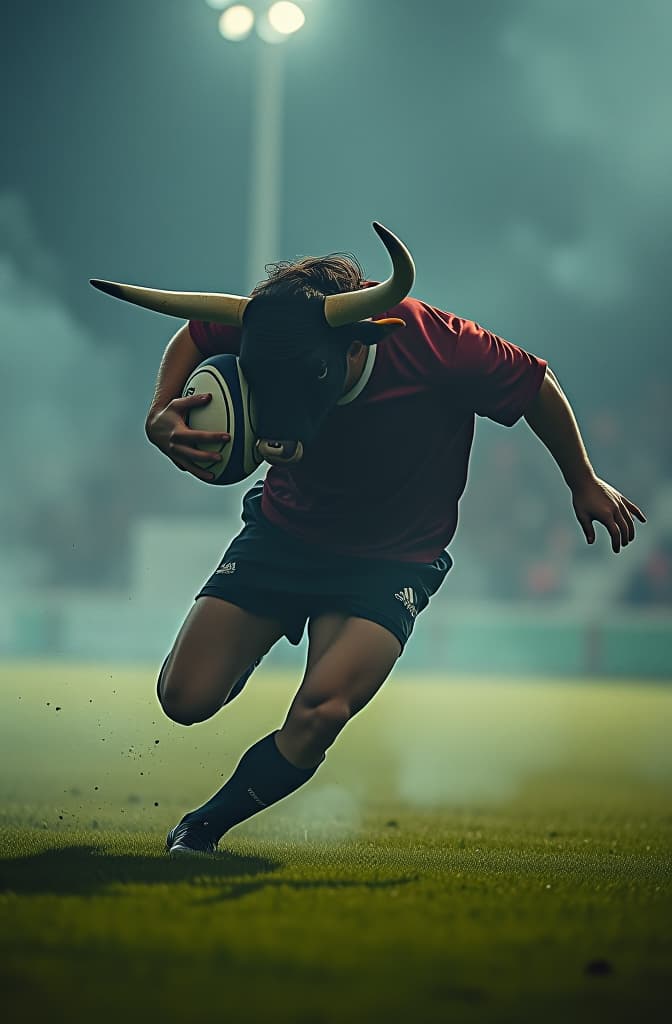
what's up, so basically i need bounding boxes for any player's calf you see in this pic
[166,731,323,854]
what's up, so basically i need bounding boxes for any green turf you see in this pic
[1,662,670,1023]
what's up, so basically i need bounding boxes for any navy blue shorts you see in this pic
[196,482,452,652]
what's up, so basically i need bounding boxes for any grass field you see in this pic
[1,661,670,1023]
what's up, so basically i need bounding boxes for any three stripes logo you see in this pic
[395,586,418,618]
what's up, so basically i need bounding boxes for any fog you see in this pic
[2,0,670,669]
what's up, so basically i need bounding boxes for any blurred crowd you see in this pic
[459,373,671,605]
[14,371,670,609]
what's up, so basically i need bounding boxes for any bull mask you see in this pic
[91,222,415,463]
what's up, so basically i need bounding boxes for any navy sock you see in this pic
[183,732,322,842]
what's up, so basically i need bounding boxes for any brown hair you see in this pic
[250,253,365,301]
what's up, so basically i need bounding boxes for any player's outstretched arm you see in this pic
[523,368,646,553]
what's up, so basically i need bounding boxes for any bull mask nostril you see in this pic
[256,439,304,464]
[279,441,298,459]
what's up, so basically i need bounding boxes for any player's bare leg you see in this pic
[276,615,402,769]
[162,597,287,854]
[158,596,285,725]
[165,613,400,854]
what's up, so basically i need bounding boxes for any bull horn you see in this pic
[323,222,415,328]
[89,280,249,326]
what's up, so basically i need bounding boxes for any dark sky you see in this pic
[4,0,671,371]
[5,1,527,322]
[2,0,670,586]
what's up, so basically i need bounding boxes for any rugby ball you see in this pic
[182,354,262,484]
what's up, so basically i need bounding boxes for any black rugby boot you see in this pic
[166,818,218,856]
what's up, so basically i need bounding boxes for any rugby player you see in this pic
[138,228,645,855]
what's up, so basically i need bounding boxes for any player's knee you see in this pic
[157,664,213,726]
[293,697,352,746]
[160,691,216,726]
[161,698,194,726]
[158,687,192,726]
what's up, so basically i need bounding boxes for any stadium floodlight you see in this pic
[204,0,309,286]
[218,4,255,41]
[208,3,307,46]
[255,2,306,45]
[267,2,306,35]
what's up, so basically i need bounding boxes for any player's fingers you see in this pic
[622,497,646,523]
[172,457,215,482]
[180,429,230,444]
[171,393,212,410]
[187,467,216,482]
[576,512,595,545]
[606,518,621,553]
[171,444,222,463]
[613,508,630,547]
[618,501,635,542]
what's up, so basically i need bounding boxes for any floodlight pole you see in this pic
[210,3,305,291]
[246,42,285,292]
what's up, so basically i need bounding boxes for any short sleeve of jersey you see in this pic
[188,320,241,359]
[417,304,547,427]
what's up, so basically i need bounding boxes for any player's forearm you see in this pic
[146,323,204,429]
[523,368,596,491]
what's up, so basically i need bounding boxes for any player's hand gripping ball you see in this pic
[183,355,262,484]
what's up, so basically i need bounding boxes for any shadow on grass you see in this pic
[0,844,280,897]
[0,846,420,904]
[196,876,419,904]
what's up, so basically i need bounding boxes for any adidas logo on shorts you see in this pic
[215,561,237,575]
[395,587,418,617]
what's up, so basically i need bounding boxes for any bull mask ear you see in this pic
[353,317,406,346]
[324,223,415,327]
[89,279,249,326]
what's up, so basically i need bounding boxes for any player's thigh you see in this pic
[291,615,402,721]
[160,596,285,713]
[303,612,349,676]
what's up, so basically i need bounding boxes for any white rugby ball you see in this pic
[182,354,262,485]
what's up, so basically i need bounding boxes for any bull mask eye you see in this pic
[317,362,328,381]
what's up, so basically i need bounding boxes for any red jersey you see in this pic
[189,292,547,562]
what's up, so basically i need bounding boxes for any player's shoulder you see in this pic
[388,292,464,346]
[357,281,460,335]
